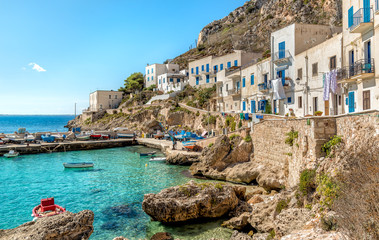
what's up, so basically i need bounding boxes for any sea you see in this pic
[0,115,75,134]
[0,116,233,239]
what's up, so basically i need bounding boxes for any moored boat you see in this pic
[90,134,102,139]
[4,150,20,158]
[139,151,156,156]
[117,133,135,138]
[63,162,94,168]
[41,135,55,143]
[76,135,90,141]
[32,198,66,218]
[149,157,166,161]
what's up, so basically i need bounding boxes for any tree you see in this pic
[119,72,144,93]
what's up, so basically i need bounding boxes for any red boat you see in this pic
[101,135,109,140]
[90,134,102,140]
[32,198,66,218]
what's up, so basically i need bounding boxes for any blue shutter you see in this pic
[242,102,246,111]
[206,75,210,83]
[220,64,224,70]
[364,0,370,23]
[234,60,238,66]
[348,7,354,27]
[191,68,194,74]
[237,81,240,90]
[163,78,165,83]
[170,78,173,82]
[251,100,256,113]
[159,79,161,84]
[215,77,217,82]
[242,78,246,87]
[196,67,199,75]
[250,74,254,85]
[152,68,153,73]
[348,92,355,113]
[147,69,149,74]
[152,76,154,81]
[287,97,292,104]
[227,62,231,68]
[206,64,209,72]
[279,41,285,59]
[215,65,218,72]
[202,65,204,71]
[196,77,199,85]
[148,77,150,81]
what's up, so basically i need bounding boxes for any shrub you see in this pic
[321,135,342,157]
[299,169,316,196]
[84,118,92,125]
[230,121,236,131]
[203,115,217,125]
[244,135,252,142]
[285,130,299,146]
[238,120,242,128]
[266,229,276,240]
[317,174,340,208]
[275,199,289,214]
[208,143,214,148]
[229,134,239,141]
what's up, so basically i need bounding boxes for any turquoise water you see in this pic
[0,115,74,134]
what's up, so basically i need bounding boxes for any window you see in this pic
[151,76,154,81]
[312,63,318,76]
[148,77,150,81]
[206,64,209,72]
[313,97,318,112]
[163,78,165,83]
[297,68,303,80]
[338,95,342,106]
[109,95,111,99]
[159,79,161,84]
[287,97,292,104]
[215,77,217,82]
[214,65,218,72]
[227,62,231,68]
[177,78,180,83]
[298,96,302,108]
[196,67,199,75]
[330,56,336,70]
[348,6,354,28]
[170,78,173,82]
[234,60,238,66]
[242,77,246,88]
[196,77,199,85]
[363,90,370,110]
[100,104,102,109]
[206,75,210,83]
[264,73,268,82]
[147,69,149,74]
[115,95,117,99]
[151,68,153,73]
[191,68,194,74]
[220,64,224,70]
[250,74,254,85]
[226,84,229,91]
[201,65,204,71]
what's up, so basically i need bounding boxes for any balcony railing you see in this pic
[337,58,375,81]
[258,82,270,91]
[227,89,241,96]
[273,50,292,65]
[350,8,374,33]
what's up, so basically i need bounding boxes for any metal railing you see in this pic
[227,89,241,95]
[337,58,375,81]
[258,83,268,91]
[350,8,373,30]
[274,50,292,61]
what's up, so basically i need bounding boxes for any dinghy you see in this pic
[4,150,20,158]
[149,157,166,161]
[32,198,66,218]
[139,151,156,156]
[63,162,94,168]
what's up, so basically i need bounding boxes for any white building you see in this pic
[145,63,180,88]
[157,70,189,93]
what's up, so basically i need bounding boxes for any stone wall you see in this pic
[252,117,337,188]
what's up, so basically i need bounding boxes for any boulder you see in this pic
[229,230,253,240]
[150,232,174,240]
[166,153,198,166]
[274,208,312,237]
[228,200,252,218]
[142,180,239,223]
[0,210,94,240]
[247,195,264,205]
[222,212,251,231]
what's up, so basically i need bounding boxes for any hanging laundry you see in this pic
[323,72,331,101]
[240,113,244,120]
[244,113,249,120]
[330,69,338,94]
[271,79,286,100]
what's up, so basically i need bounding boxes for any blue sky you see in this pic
[0,0,246,114]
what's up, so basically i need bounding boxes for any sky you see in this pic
[0,0,246,115]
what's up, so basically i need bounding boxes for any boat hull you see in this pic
[32,204,66,218]
[140,151,156,156]
[117,133,135,138]
[149,157,166,161]
[63,162,94,168]
[4,153,20,158]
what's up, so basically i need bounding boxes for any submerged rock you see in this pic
[150,232,174,240]
[142,180,239,223]
[0,210,94,240]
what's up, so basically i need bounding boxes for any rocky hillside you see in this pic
[173,0,342,68]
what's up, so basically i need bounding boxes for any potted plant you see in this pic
[314,111,323,116]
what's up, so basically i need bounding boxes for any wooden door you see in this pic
[363,90,370,110]
[324,100,330,116]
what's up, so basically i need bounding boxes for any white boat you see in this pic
[25,135,35,142]
[117,133,135,138]
[63,162,94,168]
[4,150,20,158]
[149,157,166,161]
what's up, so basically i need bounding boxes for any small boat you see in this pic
[139,151,156,156]
[63,162,94,168]
[4,150,20,158]
[101,135,110,140]
[90,134,102,139]
[32,198,66,218]
[117,133,135,138]
[25,135,35,142]
[76,135,90,141]
[41,135,55,143]
[149,157,166,161]
[0,140,4,145]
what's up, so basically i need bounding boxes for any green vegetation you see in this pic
[170,106,192,114]
[275,199,290,214]
[119,72,144,93]
[145,84,156,91]
[215,183,224,190]
[84,118,92,125]
[299,169,316,196]
[244,134,252,142]
[202,114,217,125]
[238,120,242,129]
[305,204,312,210]
[229,134,240,141]
[225,115,237,131]
[265,101,272,114]
[317,174,340,208]
[208,143,214,148]
[266,229,276,240]
[285,130,299,146]
[197,85,216,108]
[321,135,342,157]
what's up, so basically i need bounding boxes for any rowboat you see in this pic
[32,198,66,218]
[4,150,19,158]
[25,135,35,142]
[41,135,55,143]
[117,133,135,138]
[149,157,166,161]
[76,135,90,141]
[90,134,102,139]
[101,135,110,140]
[63,162,94,168]
[139,151,156,156]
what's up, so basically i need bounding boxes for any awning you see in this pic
[275,65,289,71]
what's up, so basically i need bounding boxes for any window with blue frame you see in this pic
[214,65,218,72]
[348,6,354,28]
[152,76,154,81]
[220,64,224,70]
[177,78,180,83]
[196,77,199,85]
[202,65,204,71]
[206,75,210,83]
[215,77,217,82]
[236,81,240,90]
[287,97,292,104]
[147,69,149,74]
[279,42,285,59]
[159,79,161,84]
[234,60,238,66]
[250,74,254,85]
[148,77,150,81]
[196,67,199,75]
[242,77,246,88]
[170,78,173,82]
[227,62,231,69]
[191,68,194,74]
[206,64,209,72]
[163,78,165,83]
[242,101,246,111]
[152,68,154,73]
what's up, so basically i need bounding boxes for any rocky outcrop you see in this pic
[0,210,94,240]
[274,208,312,237]
[165,153,199,166]
[142,180,240,223]
[230,230,253,240]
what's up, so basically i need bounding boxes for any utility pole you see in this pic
[74,103,77,118]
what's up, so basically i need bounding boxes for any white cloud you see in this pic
[28,62,46,72]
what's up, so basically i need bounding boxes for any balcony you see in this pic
[227,89,241,97]
[192,72,201,77]
[337,58,375,83]
[273,50,292,65]
[350,8,374,34]
[258,82,269,92]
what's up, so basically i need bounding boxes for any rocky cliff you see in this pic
[173,0,342,68]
